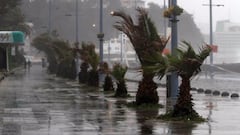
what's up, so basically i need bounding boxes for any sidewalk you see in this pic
[0,65,240,135]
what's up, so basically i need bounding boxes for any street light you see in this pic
[75,0,79,44]
[48,0,52,34]
[169,0,179,99]
[203,1,224,78]
[98,0,104,63]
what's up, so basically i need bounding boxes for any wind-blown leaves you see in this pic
[112,8,169,69]
[112,63,128,82]
[169,41,211,78]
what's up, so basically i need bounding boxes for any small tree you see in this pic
[170,41,211,119]
[112,63,128,97]
[154,41,211,120]
[102,62,114,92]
[78,42,90,84]
[78,42,100,87]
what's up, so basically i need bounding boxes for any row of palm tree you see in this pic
[31,32,76,79]
[31,8,211,120]
[76,42,128,97]
[112,8,211,120]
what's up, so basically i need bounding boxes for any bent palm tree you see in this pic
[112,63,128,97]
[112,8,169,105]
[169,41,211,119]
[147,41,211,119]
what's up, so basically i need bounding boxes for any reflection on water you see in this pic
[1,65,240,134]
[168,122,196,135]
[136,108,158,135]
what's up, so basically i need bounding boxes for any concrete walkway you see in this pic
[0,65,239,135]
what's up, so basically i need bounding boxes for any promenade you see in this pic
[0,64,239,135]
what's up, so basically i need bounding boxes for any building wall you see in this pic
[214,32,240,64]
[214,20,240,64]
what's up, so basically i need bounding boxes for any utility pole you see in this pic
[203,2,224,78]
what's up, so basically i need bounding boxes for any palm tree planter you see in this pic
[78,42,99,87]
[112,63,128,97]
[112,8,169,105]
[160,41,211,120]
[103,75,114,91]
[102,62,114,91]
[78,62,89,83]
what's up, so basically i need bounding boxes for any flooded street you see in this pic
[0,65,239,135]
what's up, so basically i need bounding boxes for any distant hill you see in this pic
[20,0,204,49]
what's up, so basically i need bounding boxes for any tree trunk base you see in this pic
[136,78,159,105]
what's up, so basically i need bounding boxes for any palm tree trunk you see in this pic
[136,73,159,105]
[173,76,196,117]
[115,80,128,97]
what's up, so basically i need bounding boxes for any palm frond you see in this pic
[112,8,170,72]
[111,63,128,82]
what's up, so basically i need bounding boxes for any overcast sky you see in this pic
[145,0,240,32]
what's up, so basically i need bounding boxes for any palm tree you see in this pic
[77,42,100,87]
[112,63,128,97]
[169,41,211,119]
[149,41,211,119]
[102,62,114,91]
[78,42,90,84]
[112,8,169,105]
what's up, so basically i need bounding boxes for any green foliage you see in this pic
[0,1,30,35]
[78,62,89,84]
[0,0,21,15]
[142,52,169,80]
[113,8,170,105]
[111,63,128,97]
[103,75,114,91]
[32,33,76,79]
[168,41,211,78]
[112,8,169,72]
[163,5,183,18]
[158,111,205,122]
[111,63,127,82]
[79,42,99,71]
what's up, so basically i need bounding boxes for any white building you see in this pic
[103,33,138,67]
[214,20,240,64]
[120,0,145,8]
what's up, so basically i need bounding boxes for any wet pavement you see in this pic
[0,65,239,135]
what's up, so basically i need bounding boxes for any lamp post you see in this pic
[48,0,52,34]
[169,0,179,99]
[120,32,123,63]
[203,2,224,78]
[98,0,104,62]
[163,0,167,37]
[75,0,79,43]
